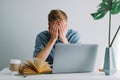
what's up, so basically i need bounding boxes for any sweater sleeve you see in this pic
[67,29,80,44]
[33,31,50,57]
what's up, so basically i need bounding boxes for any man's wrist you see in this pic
[62,37,69,44]
[50,37,57,43]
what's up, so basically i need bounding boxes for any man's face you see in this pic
[48,20,68,32]
[48,20,68,42]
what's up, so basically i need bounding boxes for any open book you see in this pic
[19,58,52,75]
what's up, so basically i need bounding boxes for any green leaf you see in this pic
[97,6,109,12]
[91,11,108,20]
[102,0,113,4]
[111,1,120,14]
[102,0,109,3]
[99,2,108,7]
[97,2,110,12]
[91,0,120,20]
[97,2,111,12]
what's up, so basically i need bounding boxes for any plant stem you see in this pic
[108,11,111,47]
[110,25,120,47]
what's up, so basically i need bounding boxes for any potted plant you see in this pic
[91,0,120,75]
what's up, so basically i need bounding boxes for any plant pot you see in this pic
[103,47,116,75]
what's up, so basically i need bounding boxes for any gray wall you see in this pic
[0,0,120,70]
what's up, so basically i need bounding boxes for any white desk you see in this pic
[0,68,120,80]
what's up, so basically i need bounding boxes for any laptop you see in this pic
[52,44,98,74]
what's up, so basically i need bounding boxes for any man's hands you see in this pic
[58,20,68,44]
[49,21,59,40]
[49,20,68,44]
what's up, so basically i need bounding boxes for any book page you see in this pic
[20,58,52,75]
[27,60,39,73]
[21,64,37,75]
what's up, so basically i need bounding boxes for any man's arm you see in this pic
[35,21,58,61]
[35,38,56,61]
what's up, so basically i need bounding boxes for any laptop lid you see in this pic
[52,44,98,74]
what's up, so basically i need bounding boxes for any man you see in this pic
[33,9,80,65]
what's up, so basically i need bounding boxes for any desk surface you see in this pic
[0,68,120,80]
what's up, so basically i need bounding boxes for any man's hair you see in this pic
[48,9,68,23]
